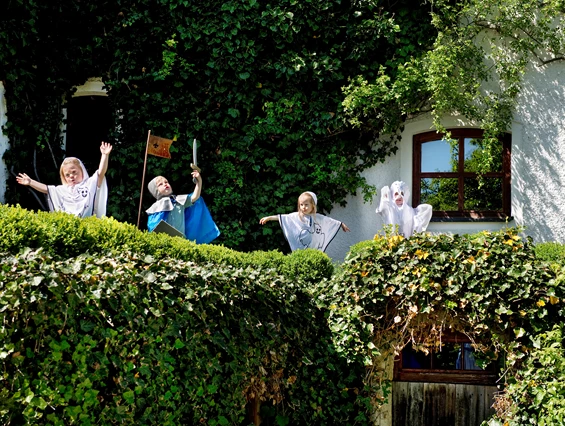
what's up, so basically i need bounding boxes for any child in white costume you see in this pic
[16,142,112,218]
[260,191,350,252]
[376,181,432,238]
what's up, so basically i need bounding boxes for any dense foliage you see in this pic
[488,324,565,426]
[0,0,437,251]
[3,205,565,424]
[1,250,369,425]
[2,1,565,251]
[534,241,565,266]
[320,228,560,363]
[0,205,367,425]
[486,245,565,425]
[314,228,565,419]
[0,204,334,283]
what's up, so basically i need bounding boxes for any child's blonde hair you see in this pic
[59,157,83,185]
[297,192,317,215]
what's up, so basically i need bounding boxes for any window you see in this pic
[413,129,511,219]
[394,334,500,385]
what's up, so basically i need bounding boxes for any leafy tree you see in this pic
[344,0,565,173]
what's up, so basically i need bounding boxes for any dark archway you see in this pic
[64,95,112,174]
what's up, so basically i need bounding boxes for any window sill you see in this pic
[395,370,499,385]
[431,216,514,223]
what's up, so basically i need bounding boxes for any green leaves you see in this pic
[1,0,436,252]
[493,325,565,425]
[0,205,366,425]
[318,227,562,376]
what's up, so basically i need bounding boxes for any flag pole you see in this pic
[137,130,151,229]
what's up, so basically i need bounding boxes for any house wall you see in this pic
[511,61,565,243]
[0,82,8,204]
[326,59,565,262]
[325,115,514,262]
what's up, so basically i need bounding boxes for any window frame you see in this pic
[412,129,511,220]
[394,333,500,385]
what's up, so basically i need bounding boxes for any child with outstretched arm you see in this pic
[260,191,349,252]
[146,170,220,244]
[16,141,112,218]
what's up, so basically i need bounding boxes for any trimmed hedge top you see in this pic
[0,204,334,284]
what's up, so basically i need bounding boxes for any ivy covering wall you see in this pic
[0,0,437,251]
[2,1,565,250]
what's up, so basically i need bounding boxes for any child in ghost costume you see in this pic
[146,171,220,244]
[16,142,112,218]
[259,191,350,252]
[376,181,432,238]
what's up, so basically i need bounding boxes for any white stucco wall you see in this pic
[327,59,565,262]
[511,61,565,244]
[0,82,8,203]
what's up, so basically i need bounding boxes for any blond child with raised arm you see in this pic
[260,191,350,252]
[16,142,112,218]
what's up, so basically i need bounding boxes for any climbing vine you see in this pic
[4,1,562,250]
[0,0,437,251]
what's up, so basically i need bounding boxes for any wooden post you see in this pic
[246,397,261,425]
[136,130,151,229]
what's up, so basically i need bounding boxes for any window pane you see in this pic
[402,343,464,370]
[464,178,503,211]
[464,138,503,172]
[402,344,430,369]
[421,139,458,172]
[421,178,458,211]
[458,343,485,371]
[432,344,460,370]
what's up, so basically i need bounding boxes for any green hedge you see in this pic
[0,205,368,425]
[6,204,565,425]
[314,229,562,392]
[0,204,333,284]
[487,324,565,426]
[0,249,367,425]
[535,241,565,266]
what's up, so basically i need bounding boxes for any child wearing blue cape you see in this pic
[146,170,220,244]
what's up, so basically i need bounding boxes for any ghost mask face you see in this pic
[390,181,410,208]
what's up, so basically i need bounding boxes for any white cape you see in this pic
[47,170,107,218]
[279,212,342,252]
[145,194,190,214]
[376,182,432,238]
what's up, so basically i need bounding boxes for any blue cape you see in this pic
[147,196,220,244]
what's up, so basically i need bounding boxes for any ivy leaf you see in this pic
[123,390,135,404]
[514,327,526,338]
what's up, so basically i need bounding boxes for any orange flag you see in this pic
[147,135,173,159]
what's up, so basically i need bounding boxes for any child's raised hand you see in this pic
[100,142,113,155]
[191,170,201,181]
[341,222,351,232]
[259,217,269,225]
[16,173,31,186]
